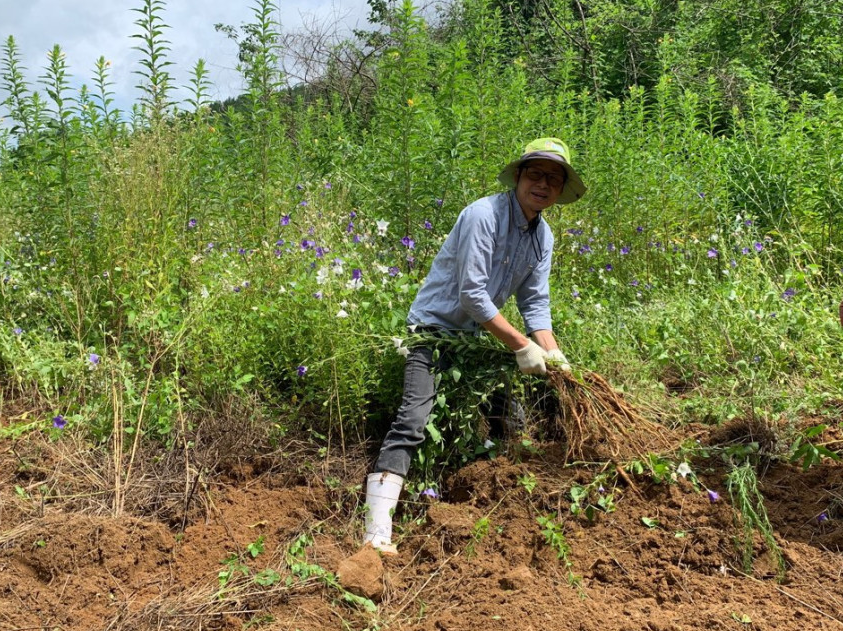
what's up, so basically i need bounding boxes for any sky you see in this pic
[2,0,372,118]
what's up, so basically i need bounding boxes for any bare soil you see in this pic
[1,411,842,631]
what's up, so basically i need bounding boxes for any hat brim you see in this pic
[497,154,587,205]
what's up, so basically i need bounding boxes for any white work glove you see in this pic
[546,348,571,372]
[514,340,547,375]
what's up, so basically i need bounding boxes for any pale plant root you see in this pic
[546,367,674,463]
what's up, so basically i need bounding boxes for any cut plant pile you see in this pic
[1,417,842,630]
[547,367,676,462]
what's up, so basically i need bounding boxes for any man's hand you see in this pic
[546,348,571,372]
[514,340,547,375]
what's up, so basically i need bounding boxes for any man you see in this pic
[363,138,587,553]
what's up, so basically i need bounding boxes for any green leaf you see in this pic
[641,517,660,529]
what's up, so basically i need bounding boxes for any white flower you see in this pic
[408,324,418,333]
[332,264,344,275]
[375,264,389,274]
[391,337,404,348]
[397,346,409,358]
[346,278,363,290]
[316,267,329,285]
[200,286,210,299]
[676,462,692,479]
[376,219,390,236]
[336,309,349,318]
[709,233,719,242]
[687,278,697,285]
[278,285,286,293]
[340,300,348,307]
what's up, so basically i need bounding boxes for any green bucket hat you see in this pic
[497,137,587,205]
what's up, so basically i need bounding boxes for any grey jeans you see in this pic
[374,343,523,477]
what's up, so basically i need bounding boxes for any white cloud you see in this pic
[2,0,371,120]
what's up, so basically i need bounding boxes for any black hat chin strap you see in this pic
[527,211,543,262]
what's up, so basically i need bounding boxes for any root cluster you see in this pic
[547,368,673,461]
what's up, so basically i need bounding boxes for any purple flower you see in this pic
[388,266,400,277]
[620,246,630,255]
[607,243,615,252]
[817,512,829,523]
[567,228,584,236]
[88,353,100,365]
[299,200,308,207]
[572,289,580,298]
[314,291,323,299]
[52,414,66,429]
[233,286,242,293]
[300,239,315,251]
[280,215,290,226]
[707,489,720,503]
[324,182,332,189]
[238,248,247,256]
[744,219,752,226]
[730,259,737,267]
[605,263,613,271]
[630,279,639,286]
[741,247,750,255]
[206,242,215,251]
[187,218,197,229]
[346,222,354,233]
[308,226,315,235]
[782,287,796,301]
[296,184,304,191]
[636,226,644,233]
[754,242,763,252]
[297,365,307,377]
[333,257,344,266]
[707,248,718,258]
[578,245,592,255]
[276,239,285,246]
[401,236,416,249]
[435,198,444,207]
[352,234,361,244]
[13,327,22,336]
[352,268,362,280]
[421,488,438,499]
[424,220,433,230]
[315,247,325,258]
[350,211,357,219]
[698,192,705,199]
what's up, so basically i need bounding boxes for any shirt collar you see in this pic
[509,190,541,232]
[509,191,532,232]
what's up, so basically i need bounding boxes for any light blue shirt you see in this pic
[408,191,554,335]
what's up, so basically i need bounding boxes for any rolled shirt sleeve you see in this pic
[515,232,553,334]
[455,204,501,324]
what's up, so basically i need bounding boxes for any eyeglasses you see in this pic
[522,165,565,189]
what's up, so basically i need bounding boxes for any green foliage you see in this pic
[285,533,377,613]
[569,473,616,521]
[726,462,788,581]
[790,424,841,471]
[0,0,842,489]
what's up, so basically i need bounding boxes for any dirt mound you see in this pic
[0,514,172,629]
[0,427,841,630]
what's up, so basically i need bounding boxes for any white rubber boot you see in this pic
[363,471,404,554]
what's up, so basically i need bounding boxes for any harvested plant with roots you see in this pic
[546,366,673,462]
